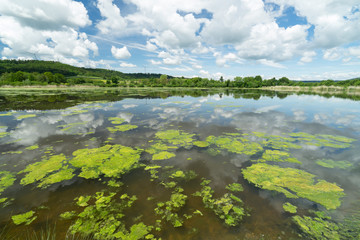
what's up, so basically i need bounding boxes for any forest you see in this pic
[1,60,360,88]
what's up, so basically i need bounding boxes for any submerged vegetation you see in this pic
[0,88,358,239]
[242,163,345,210]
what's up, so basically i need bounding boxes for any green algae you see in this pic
[0,171,16,195]
[193,141,210,148]
[12,210,37,225]
[155,130,195,147]
[68,191,149,239]
[63,110,89,116]
[107,124,138,133]
[316,159,353,169]
[152,151,176,161]
[293,213,340,240]
[0,112,15,117]
[16,114,36,120]
[154,187,187,227]
[242,163,344,210]
[58,122,88,132]
[70,144,142,179]
[146,142,177,160]
[258,150,302,164]
[2,150,23,155]
[76,195,91,207]
[60,211,77,220]
[194,179,247,227]
[0,132,9,138]
[289,132,356,149]
[226,183,244,192]
[25,144,39,150]
[283,202,297,213]
[108,117,125,125]
[206,135,263,155]
[37,167,75,188]
[20,154,72,188]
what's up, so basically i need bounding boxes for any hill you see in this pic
[0,60,164,79]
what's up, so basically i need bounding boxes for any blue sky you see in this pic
[0,0,360,80]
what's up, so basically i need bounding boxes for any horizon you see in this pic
[0,1,360,81]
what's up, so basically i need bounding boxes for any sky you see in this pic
[0,0,360,81]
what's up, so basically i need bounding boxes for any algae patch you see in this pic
[316,159,353,169]
[0,171,16,195]
[242,163,344,210]
[12,210,37,225]
[155,130,195,147]
[283,202,297,213]
[20,154,74,188]
[70,144,142,179]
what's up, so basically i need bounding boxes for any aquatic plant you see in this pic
[194,179,247,227]
[206,135,263,155]
[58,122,89,132]
[155,130,195,147]
[293,212,340,240]
[152,151,176,161]
[242,163,345,210]
[25,144,39,150]
[316,159,353,169]
[258,150,302,164]
[289,132,356,149]
[283,202,297,213]
[60,211,77,220]
[107,124,138,133]
[193,141,210,148]
[225,183,244,192]
[0,171,16,195]
[16,114,36,120]
[108,117,125,125]
[68,191,153,239]
[20,154,74,188]
[12,210,37,225]
[154,188,187,227]
[70,144,142,179]
[0,132,9,138]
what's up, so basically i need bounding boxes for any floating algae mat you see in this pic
[0,88,359,239]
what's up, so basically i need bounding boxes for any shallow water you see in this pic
[0,89,359,239]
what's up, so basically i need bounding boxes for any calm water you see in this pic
[0,89,359,239]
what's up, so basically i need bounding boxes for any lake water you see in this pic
[0,88,359,239]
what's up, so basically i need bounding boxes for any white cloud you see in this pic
[111,46,131,59]
[0,0,91,30]
[96,0,127,35]
[149,59,162,65]
[0,0,98,65]
[258,59,286,69]
[120,62,136,68]
[300,51,316,63]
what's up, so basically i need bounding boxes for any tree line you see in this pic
[0,60,359,88]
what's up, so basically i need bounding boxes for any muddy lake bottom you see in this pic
[0,88,359,239]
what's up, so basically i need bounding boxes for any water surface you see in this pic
[0,89,359,239]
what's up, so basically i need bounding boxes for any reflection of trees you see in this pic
[0,88,359,111]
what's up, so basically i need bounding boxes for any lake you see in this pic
[0,88,359,239]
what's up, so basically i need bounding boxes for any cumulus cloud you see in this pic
[111,46,131,59]
[96,0,127,35]
[120,62,136,68]
[0,0,98,66]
